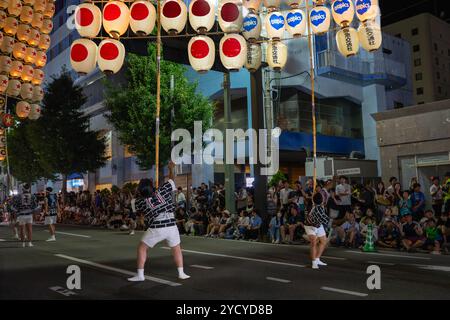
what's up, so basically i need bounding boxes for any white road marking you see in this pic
[0,239,5,241]
[190,264,215,270]
[49,286,77,297]
[54,254,181,287]
[161,247,306,268]
[415,265,450,272]
[45,230,91,238]
[320,286,368,297]
[322,256,346,261]
[345,250,431,260]
[266,277,291,283]
[367,261,395,266]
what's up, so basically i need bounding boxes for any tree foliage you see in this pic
[104,43,214,170]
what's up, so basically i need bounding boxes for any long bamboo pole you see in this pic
[305,0,317,191]
[155,0,161,188]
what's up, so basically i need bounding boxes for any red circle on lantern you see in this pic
[222,38,241,57]
[104,3,121,21]
[76,7,94,26]
[191,39,209,59]
[221,3,239,22]
[131,3,149,21]
[192,0,210,17]
[100,42,119,60]
[71,43,88,62]
[163,1,181,18]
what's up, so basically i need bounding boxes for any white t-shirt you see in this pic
[336,184,351,206]
[280,188,292,205]
[430,184,443,201]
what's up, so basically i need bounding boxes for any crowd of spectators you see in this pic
[3,173,449,255]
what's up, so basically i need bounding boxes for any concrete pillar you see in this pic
[362,84,387,174]
[111,131,125,187]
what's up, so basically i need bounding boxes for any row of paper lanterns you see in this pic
[71,0,382,74]
[0,128,7,160]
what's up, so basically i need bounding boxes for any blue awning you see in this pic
[67,173,84,180]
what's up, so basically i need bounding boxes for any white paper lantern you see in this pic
[38,33,50,50]
[16,101,31,119]
[1,35,15,53]
[34,50,46,67]
[242,0,261,13]
[20,6,34,24]
[7,0,22,17]
[355,0,379,22]
[189,0,215,34]
[0,148,6,160]
[28,103,41,119]
[263,0,280,9]
[219,0,242,34]
[32,67,44,85]
[267,41,287,71]
[12,41,27,60]
[7,79,21,96]
[4,17,19,36]
[188,35,215,73]
[265,11,285,40]
[75,3,102,38]
[43,1,55,18]
[31,12,43,29]
[0,10,6,29]
[285,0,303,8]
[102,1,129,39]
[242,12,261,41]
[70,39,98,75]
[40,18,53,34]
[285,8,306,37]
[0,56,12,74]
[9,60,23,78]
[32,85,43,102]
[130,1,156,36]
[336,26,359,57]
[310,5,330,35]
[20,82,34,100]
[98,39,125,74]
[0,1,7,10]
[24,46,37,64]
[27,28,40,47]
[161,0,187,35]
[245,42,261,72]
[0,74,8,93]
[332,0,355,27]
[219,33,246,71]
[23,0,36,6]
[17,23,31,42]
[33,0,46,14]
[21,64,34,82]
[358,20,382,52]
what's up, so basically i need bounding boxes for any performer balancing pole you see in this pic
[362,223,376,252]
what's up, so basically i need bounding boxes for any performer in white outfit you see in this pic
[128,162,190,281]
[11,184,39,248]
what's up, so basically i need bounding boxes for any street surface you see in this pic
[1,224,449,300]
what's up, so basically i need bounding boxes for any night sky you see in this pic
[380,0,450,26]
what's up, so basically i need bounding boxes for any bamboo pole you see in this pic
[305,0,317,190]
[155,0,161,188]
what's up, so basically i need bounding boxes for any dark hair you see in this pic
[312,192,323,205]
[22,183,30,191]
[339,176,347,181]
[137,178,154,198]
[189,207,197,214]
[413,183,421,189]
[177,186,182,191]
[389,177,397,183]
[46,187,53,192]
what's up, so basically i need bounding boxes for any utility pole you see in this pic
[223,72,235,214]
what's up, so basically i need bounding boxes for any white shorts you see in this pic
[304,225,326,238]
[45,216,57,225]
[18,214,33,226]
[141,225,180,248]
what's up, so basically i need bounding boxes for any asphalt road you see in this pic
[0,223,449,300]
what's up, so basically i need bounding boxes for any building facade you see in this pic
[384,13,450,105]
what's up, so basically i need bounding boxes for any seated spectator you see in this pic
[206,212,220,237]
[269,210,283,244]
[411,183,426,219]
[437,212,450,253]
[353,204,363,222]
[377,219,400,249]
[423,219,443,255]
[245,209,262,241]
[175,207,187,234]
[398,190,412,217]
[218,210,232,238]
[185,207,198,235]
[379,207,397,226]
[236,210,250,240]
[335,212,360,248]
[193,209,208,236]
[400,213,425,252]
[419,209,437,228]
[281,204,304,244]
